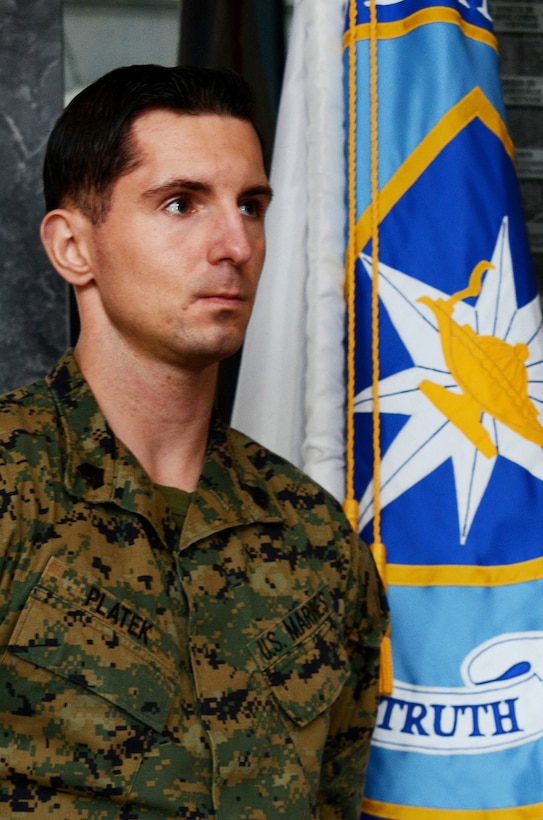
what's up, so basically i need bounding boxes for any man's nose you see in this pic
[208,207,254,266]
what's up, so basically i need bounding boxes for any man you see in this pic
[0,65,387,818]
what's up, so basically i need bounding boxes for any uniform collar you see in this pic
[47,350,283,550]
[181,412,284,549]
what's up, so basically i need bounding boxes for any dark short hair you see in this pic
[43,64,260,223]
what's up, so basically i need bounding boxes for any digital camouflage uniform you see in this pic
[0,350,388,819]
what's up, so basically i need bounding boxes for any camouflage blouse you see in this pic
[0,350,388,819]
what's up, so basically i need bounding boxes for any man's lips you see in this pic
[207,291,242,298]
[196,291,246,308]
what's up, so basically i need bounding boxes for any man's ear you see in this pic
[40,209,95,286]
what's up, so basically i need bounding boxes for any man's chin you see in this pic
[175,339,244,372]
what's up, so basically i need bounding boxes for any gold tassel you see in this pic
[379,632,393,696]
[371,540,393,696]
[343,497,360,532]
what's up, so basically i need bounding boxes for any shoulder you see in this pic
[0,376,56,440]
[226,424,350,532]
[0,376,62,501]
[228,424,334,493]
[0,350,84,449]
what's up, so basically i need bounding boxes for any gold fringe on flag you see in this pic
[344,0,393,697]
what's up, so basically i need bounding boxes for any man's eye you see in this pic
[165,198,191,215]
[239,200,263,218]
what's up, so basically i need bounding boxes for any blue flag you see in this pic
[345,1,543,816]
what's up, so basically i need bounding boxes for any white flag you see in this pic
[232,0,347,502]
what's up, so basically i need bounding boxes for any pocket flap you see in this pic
[8,558,177,732]
[265,618,351,726]
[248,587,351,727]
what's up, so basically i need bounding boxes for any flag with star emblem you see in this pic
[347,1,543,817]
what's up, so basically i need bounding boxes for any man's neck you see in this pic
[74,339,218,493]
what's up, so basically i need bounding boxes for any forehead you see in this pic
[127,109,266,178]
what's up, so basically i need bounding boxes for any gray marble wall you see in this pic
[0,0,68,393]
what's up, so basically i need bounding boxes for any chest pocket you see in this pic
[2,555,178,799]
[248,586,351,727]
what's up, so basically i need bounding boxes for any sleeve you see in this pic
[318,525,389,819]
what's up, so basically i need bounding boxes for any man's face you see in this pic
[82,110,272,370]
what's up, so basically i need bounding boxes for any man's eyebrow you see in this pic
[241,184,274,202]
[140,179,273,203]
[141,178,212,201]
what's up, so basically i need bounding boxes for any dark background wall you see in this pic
[0,0,68,393]
[491,1,543,291]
